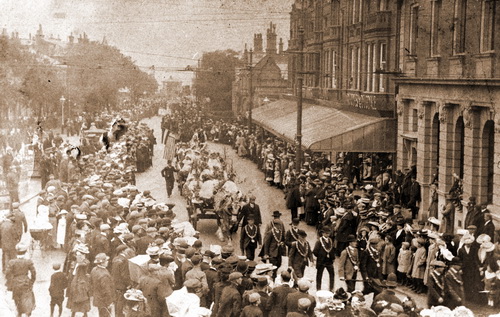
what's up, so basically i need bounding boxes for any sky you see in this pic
[0,0,293,84]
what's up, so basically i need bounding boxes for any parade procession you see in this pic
[1,1,500,317]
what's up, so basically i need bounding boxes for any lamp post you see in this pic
[248,49,253,133]
[60,95,66,130]
[296,27,304,170]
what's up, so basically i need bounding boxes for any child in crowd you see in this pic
[397,242,412,286]
[49,263,68,317]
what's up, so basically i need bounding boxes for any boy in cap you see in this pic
[49,263,68,317]
[240,293,262,317]
[217,272,243,317]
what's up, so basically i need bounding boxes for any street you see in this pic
[0,115,480,316]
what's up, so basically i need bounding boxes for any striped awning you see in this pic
[252,99,396,153]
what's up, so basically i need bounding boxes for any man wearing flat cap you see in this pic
[90,253,115,316]
[112,246,134,317]
[285,279,315,316]
[216,272,243,317]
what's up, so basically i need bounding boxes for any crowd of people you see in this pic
[0,99,499,317]
[158,104,500,316]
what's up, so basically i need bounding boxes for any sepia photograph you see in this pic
[0,0,499,316]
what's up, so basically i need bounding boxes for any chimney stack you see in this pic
[279,38,284,54]
[254,33,263,53]
[266,22,277,55]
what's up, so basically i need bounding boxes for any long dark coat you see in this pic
[90,265,115,308]
[458,245,482,303]
[269,284,297,317]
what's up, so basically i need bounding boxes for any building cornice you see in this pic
[393,77,500,87]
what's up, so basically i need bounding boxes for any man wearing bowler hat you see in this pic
[338,234,360,292]
[288,229,314,279]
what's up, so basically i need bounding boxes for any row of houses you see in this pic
[232,0,500,229]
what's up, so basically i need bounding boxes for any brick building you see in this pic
[288,0,400,118]
[251,1,397,165]
[395,0,500,227]
[232,23,289,116]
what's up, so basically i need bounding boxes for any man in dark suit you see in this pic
[393,220,406,255]
[90,253,115,317]
[313,227,336,291]
[286,180,302,220]
[237,195,262,227]
[285,218,300,255]
[216,272,243,317]
[240,215,262,261]
[360,236,383,295]
[92,224,111,260]
[408,176,421,219]
[481,213,495,239]
[161,160,177,197]
[262,219,286,272]
[269,270,297,317]
[335,208,357,256]
[111,246,134,317]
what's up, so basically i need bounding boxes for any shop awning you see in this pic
[252,99,396,152]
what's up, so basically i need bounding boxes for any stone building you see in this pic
[232,22,289,116]
[395,0,500,227]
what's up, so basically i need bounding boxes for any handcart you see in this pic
[30,227,51,257]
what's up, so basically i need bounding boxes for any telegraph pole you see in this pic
[296,27,304,169]
[248,49,253,132]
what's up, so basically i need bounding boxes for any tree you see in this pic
[193,50,242,112]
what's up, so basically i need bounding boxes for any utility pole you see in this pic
[248,49,253,133]
[296,27,304,169]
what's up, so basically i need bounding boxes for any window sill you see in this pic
[475,51,495,58]
[427,56,441,61]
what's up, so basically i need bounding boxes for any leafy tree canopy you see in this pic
[193,49,242,112]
